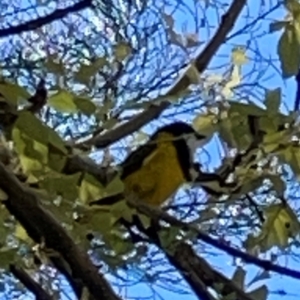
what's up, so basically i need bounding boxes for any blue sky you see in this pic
[112,1,300,300]
[1,0,300,299]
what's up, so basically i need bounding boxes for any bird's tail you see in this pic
[89,193,125,206]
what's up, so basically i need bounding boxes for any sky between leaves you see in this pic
[0,0,300,299]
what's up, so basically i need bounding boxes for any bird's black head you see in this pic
[156,121,206,140]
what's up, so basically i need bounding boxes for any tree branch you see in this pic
[171,243,255,300]
[0,162,121,300]
[10,264,53,300]
[0,0,92,38]
[128,198,300,282]
[85,0,246,149]
[125,212,253,300]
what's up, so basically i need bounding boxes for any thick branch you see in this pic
[126,212,252,299]
[0,162,121,300]
[0,0,92,38]
[171,243,255,300]
[10,264,53,300]
[86,0,246,149]
[128,199,300,281]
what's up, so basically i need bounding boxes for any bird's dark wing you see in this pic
[120,135,158,179]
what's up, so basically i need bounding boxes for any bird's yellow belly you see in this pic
[123,144,186,206]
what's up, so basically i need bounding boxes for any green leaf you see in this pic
[40,173,81,201]
[245,203,300,252]
[47,129,67,156]
[48,90,77,113]
[45,54,65,75]
[138,214,151,229]
[266,175,286,196]
[104,233,134,256]
[285,0,300,16]
[79,173,104,203]
[247,285,268,300]
[0,248,18,268]
[110,201,134,223]
[14,111,49,145]
[185,63,200,84]
[278,26,300,78]
[104,175,124,196]
[228,102,266,116]
[278,145,300,175]
[74,57,107,85]
[192,113,216,137]
[48,151,67,172]
[0,82,30,105]
[158,227,180,253]
[73,97,96,116]
[265,88,281,114]
[231,267,245,289]
[113,42,132,61]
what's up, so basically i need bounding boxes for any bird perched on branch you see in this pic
[89,121,210,208]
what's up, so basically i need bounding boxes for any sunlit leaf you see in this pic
[15,224,31,243]
[113,42,132,61]
[221,65,241,97]
[73,97,96,116]
[192,112,217,136]
[231,47,248,66]
[0,82,30,105]
[79,173,104,203]
[245,203,300,252]
[48,90,77,113]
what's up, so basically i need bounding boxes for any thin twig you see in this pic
[0,0,92,38]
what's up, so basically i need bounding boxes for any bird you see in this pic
[89,121,209,208]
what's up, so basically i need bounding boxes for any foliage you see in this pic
[0,0,299,300]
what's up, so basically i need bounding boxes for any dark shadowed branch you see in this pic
[128,198,300,281]
[10,264,53,300]
[0,162,121,300]
[126,212,253,300]
[0,0,92,38]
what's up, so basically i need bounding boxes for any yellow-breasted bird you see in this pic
[89,121,209,207]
